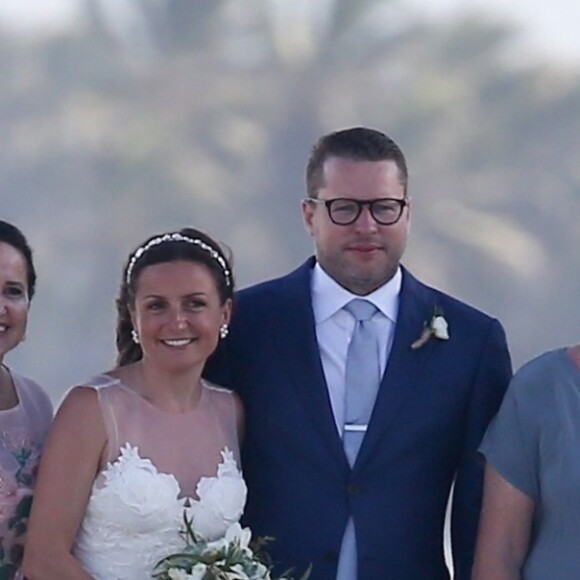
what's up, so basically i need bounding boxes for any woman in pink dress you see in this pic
[0,220,53,579]
[24,228,243,580]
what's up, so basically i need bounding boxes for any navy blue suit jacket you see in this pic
[205,258,511,580]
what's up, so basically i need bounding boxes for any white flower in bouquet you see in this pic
[167,563,207,579]
[225,522,252,550]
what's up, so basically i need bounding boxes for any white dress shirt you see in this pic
[311,263,401,434]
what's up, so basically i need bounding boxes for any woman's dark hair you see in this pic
[116,227,234,367]
[0,220,37,300]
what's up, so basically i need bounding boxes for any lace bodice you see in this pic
[72,376,245,580]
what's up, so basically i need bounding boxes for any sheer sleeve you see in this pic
[96,382,121,466]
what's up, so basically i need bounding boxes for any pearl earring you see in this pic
[131,329,140,344]
[219,324,229,339]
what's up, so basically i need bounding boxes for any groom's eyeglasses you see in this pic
[305,197,408,226]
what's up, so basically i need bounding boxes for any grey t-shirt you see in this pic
[480,348,580,579]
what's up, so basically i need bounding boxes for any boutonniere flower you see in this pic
[411,305,449,350]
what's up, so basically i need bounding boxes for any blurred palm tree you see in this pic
[2,0,580,395]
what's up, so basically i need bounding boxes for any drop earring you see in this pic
[131,329,140,344]
[219,324,229,339]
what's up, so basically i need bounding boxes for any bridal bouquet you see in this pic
[152,517,311,580]
[153,449,310,580]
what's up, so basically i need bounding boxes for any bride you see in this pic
[23,228,244,580]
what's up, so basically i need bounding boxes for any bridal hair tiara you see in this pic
[125,232,231,287]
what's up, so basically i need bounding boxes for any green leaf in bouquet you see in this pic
[278,563,312,580]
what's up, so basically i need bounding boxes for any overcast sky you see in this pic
[406,0,580,64]
[1,0,580,65]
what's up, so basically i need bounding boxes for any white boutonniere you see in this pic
[411,305,449,350]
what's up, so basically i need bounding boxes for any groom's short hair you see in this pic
[306,126,408,198]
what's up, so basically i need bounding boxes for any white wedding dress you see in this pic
[72,375,246,580]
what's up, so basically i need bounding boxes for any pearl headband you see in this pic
[125,232,231,287]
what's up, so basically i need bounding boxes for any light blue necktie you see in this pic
[337,299,381,580]
[343,298,380,466]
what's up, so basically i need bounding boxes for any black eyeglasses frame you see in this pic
[305,197,409,226]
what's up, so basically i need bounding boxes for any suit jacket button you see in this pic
[347,484,361,496]
[324,549,338,562]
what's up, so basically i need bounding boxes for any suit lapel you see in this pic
[354,269,439,472]
[268,259,349,470]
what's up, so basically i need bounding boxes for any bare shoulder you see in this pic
[49,385,107,451]
[56,385,101,418]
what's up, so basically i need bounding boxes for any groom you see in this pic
[205,127,512,580]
